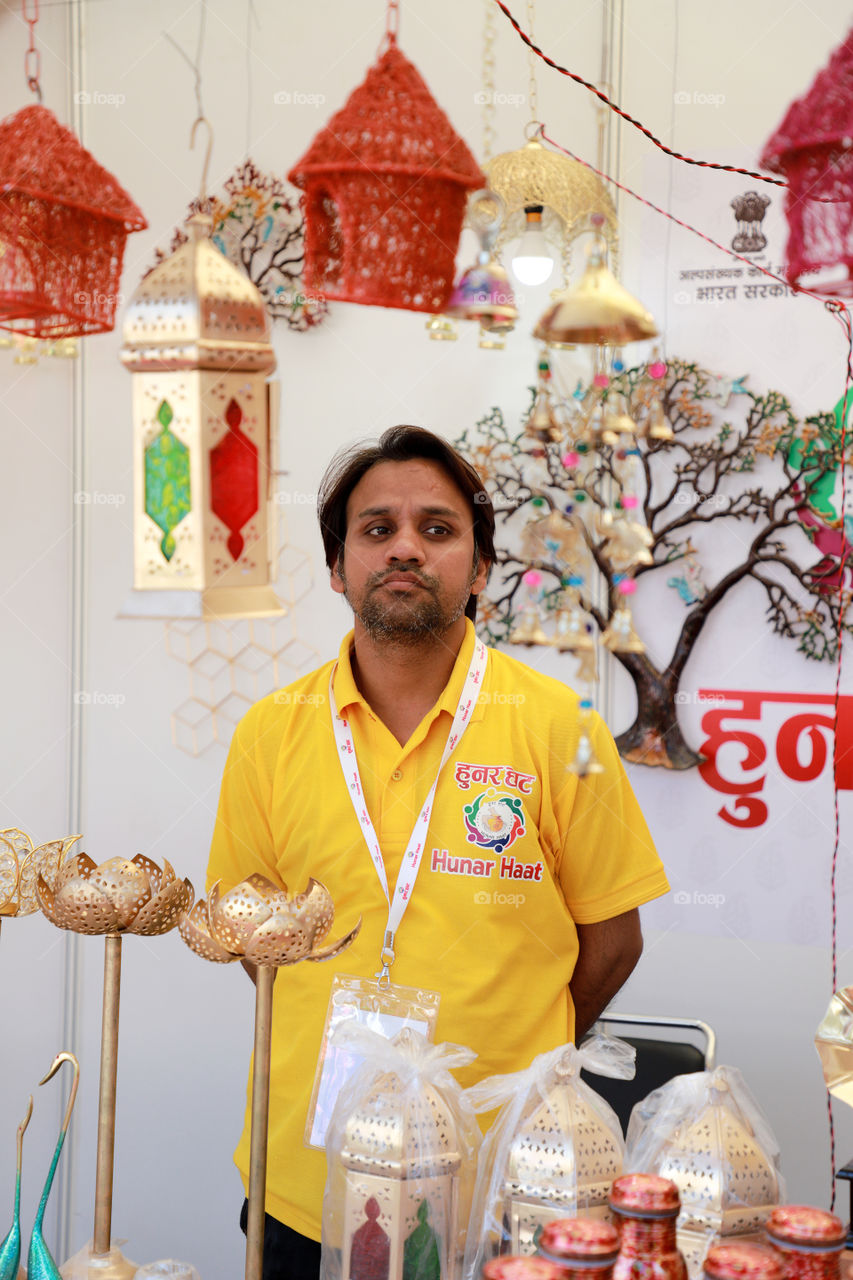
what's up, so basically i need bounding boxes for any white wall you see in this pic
[1,1,851,1275]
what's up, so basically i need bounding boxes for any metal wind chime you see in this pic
[437,0,664,774]
[506,224,663,775]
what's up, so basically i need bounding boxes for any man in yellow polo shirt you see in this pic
[207,425,669,1279]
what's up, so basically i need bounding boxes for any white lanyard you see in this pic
[330,637,488,984]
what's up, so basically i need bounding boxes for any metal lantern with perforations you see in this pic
[339,1056,462,1280]
[501,1059,623,1255]
[120,212,282,620]
[646,1072,783,1279]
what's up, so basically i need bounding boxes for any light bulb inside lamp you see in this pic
[511,205,555,287]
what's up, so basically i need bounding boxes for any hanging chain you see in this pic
[481,0,496,164]
[526,0,538,125]
[386,0,400,43]
[22,0,41,102]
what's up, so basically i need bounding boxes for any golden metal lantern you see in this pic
[121,212,282,621]
[534,230,657,348]
[655,1073,783,1278]
[500,1060,622,1255]
[486,137,618,268]
[340,1057,462,1280]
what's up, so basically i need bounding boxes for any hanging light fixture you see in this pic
[534,215,657,347]
[760,26,853,294]
[445,189,518,335]
[511,204,555,286]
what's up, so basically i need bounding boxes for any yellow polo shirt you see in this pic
[207,620,668,1241]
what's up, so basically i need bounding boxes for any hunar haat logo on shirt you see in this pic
[428,759,544,883]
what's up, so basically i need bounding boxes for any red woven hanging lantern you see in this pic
[761,27,853,295]
[288,37,484,313]
[0,104,147,337]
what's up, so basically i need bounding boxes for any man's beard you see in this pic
[338,563,472,645]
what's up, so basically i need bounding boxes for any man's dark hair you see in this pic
[317,425,495,622]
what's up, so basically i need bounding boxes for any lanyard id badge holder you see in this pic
[304,974,440,1149]
[303,637,488,1151]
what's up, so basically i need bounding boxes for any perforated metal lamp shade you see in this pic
[486,138,618,264]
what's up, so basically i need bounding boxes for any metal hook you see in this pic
[39,1051,80,1138]
[190,115,214,206]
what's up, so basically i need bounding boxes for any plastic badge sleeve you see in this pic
[304,973,440,1149]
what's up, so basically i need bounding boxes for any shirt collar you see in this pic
[332,619,485,722]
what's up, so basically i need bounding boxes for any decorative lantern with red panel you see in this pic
[120,213,282,620]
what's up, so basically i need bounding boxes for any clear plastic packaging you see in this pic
[624,1066,785,1279]
[320,1022,481,1280]
[134,1264,201,1279]
[462,1035,635,1280]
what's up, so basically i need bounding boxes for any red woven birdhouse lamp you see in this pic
[0,104,147,337]
[761,26,853,295]
[288,35,483,314]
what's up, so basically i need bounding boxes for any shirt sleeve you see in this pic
[206,703,281,894]
[554,708,669,923]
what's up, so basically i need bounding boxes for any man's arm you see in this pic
[569,908,644,1042]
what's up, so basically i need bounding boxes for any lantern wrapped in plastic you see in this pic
[120,213,282,620]
[462,1036,635,1278]
[625,1066,785,1279]
[321,1024,481,1280]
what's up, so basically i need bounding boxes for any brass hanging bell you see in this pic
[567,725,606,776]
[525,388,564,443]
[533,233,658,346]
[646,395,674,440]
[554,593,596,652]
[601,604,645,654]
[601,391,640,445]
[509,603,551,646]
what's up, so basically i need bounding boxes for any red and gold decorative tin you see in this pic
[610,1174,687,1280]
[766,1206,844,1280]
[703,1242,784,1280]
[539,1218,619,1278]
[483,1257,569,1279]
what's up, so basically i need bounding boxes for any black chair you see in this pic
[580,1013,716,1135]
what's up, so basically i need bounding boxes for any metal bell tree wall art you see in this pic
[456,357,853,770]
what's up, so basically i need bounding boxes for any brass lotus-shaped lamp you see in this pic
[36,852,194,1280]
[180,875,360,1280]
[534,219,657,348]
